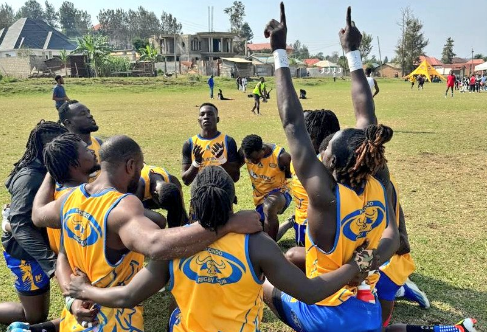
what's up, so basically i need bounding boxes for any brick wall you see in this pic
[0,56,48,78]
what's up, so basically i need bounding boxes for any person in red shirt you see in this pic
[445,70,455,98]
[469,74,476,93]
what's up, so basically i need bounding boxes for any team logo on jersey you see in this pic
[63,208,103,247]
[180,248,246,285]
[341,200,386,241]
[269,163,277,168]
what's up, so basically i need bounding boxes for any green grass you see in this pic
[0,77,486,331]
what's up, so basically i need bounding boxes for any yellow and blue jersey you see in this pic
[379,176,415,286]
[245,144,288,207]
[46,183,73,255]
[140,164,171,201]
[189,132,229,170]
[168,233,264,332]
[305,176,388,306]
[290,161,309,227]
[87,136,102,182]
[60,184,145,332]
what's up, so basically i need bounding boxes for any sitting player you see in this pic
[63,166,377,332]
[239,134,292,240]
[217,89,232,100]
[299,89,307,99]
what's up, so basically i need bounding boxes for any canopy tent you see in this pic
[405,60,446,82]
[474,62,487,71]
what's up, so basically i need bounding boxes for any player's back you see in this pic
[169,232,264,332]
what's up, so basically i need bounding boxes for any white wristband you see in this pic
[346,50,363,72]
[192,160,201,168]
[273,49,289,70]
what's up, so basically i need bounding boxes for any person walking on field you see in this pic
[446,70,455,98]
[207,75,215,99]
[365,68,379,98]
[251,77,267,115]
[53,75,70,110]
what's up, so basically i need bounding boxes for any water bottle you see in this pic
[356,281,375,304]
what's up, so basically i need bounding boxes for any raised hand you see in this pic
[338,7,362,53]
[264,2,287,51]
[211,142,225,159]
[192,145,204,164]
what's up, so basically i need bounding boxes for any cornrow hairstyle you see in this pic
[241,134,263,158]
[190,166,235,232]
[304,109,340,152]
[331,124,393,189]
[43,133,82,185]
[58,99,80,123]
[199,102,218,114]
[9,120,68,178]
[154,182,188,228]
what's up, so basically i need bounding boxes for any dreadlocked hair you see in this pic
[190,166,235,233]
[9,120,68,178]
[333,124,393,190]
[43,133,82,185]
[304,110,340,152]
[241,134,263,157]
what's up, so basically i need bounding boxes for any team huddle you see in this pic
[0,4,478,332]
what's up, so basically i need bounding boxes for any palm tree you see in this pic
[138,44,158,62]
[59,49,69,76]
[74,35,111,77]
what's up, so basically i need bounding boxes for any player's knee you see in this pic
[24,308,48,324]
[263,200,278,215]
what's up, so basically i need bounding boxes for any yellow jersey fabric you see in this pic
[190,132,229,170]
[87,136,102,182]
[168,233,264,332]
[290,161,308,226]
[46,183,73,255]
[252,82,266,96]
[305,176,388,306]
[60,184,145,332]
[245,144,288,206]
[379,176,415,286]
[140,164,170,201]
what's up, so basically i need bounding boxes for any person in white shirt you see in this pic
[365,68,380,98]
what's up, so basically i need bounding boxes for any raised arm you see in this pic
[64,260,169,308]
[32,173,65,228]
[112,196,262,260]
[339,7,377,130]
[265,3,335,203]
[181,140,201,186]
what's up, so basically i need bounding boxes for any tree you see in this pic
[240,22,253,41]
[16,0,44,20]
[59,2,92,38]
[359,31,373,61]
[127,7,160,40]
[224,1,245,34]
[312,52,325,60]
[383,56,389,64]
[59,49,69,76]
[133,38,149,52]
[474,53,484,59]
[0,3,15,30]
[326,51,339,63]
[337,55,348,74]
[98,9,129,48]
[160,11,182,34]
[44,1,58,27]
[74,34,111,76]
[395,7,428,75]
[291,40,310,60]
[441,37,455,64]
[138,44,158,61]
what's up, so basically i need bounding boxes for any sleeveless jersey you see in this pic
[379,176,415,286]
[305,176,388,306]
[290,161,308,226]
[140,164,170,201]
[253,82,266,96]
[60,184,145,332]
[367,76,375,90]
[88,136,102,182]
[245,144,288,206]
[189,132,229,170]
[46,183,73,255]
[168,233,264,332]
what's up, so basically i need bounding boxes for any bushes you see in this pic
[98,56,132,77]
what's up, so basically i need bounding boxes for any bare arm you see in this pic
[32,173,65,228]
[396,204,410,255]
[144,209,166,229]
[373,79,380,98]
[181,141,200,186]
[277,150,291,173]
[112,196,262,260]
[65,260,169,308]
[375,182,400,266]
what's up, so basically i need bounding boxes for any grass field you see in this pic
[0,76,486,331]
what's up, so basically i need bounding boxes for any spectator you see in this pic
[207,75,214,99]
[469,74,476,93]
[52,75,69,110]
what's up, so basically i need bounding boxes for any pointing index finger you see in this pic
[346,6,352,27]
[280,2,286,26]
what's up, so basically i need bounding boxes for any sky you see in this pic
[9,0,487,60]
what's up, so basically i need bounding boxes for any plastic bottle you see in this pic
[356,281,375,304]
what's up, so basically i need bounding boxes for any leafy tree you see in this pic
[291,40,309,60]
[359,31,373,61]
[337,55,348,74]
[74,34,111,76]
[44,1,58,27]
[326,51,339,63]
[312,52,325,60]
[98,9,129,48]
[160,11,182,34]
[138,44,158,61]
[59,2,92,38]
[0,3,15,29]
[16,0,44,20]
[473,53,484,59]
[240,22,253,41]
[127,7,160,40]
[395,7,428,75]
[224,1,245,34]
[441,37,455,64]
[133,38,149,51]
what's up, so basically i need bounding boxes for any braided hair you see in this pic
[190,166,235,232]
[331,124,393,189]
[304,109,340,153]
[9,120,68,178]
[43,133,82,185]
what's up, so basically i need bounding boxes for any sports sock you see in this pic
[30,321,56,332]
[405,326,461,332]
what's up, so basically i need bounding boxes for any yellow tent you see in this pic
[405,60,446,82]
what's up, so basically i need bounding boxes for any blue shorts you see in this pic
[294,221,307,247]
[376,270,401,301]
[3,251,50,296]
[272,288,382,332]
[168,307,181,332]
[256,190,292,222]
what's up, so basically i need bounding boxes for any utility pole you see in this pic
[471,48,474,75]
[377,36,382,77]
[174,34,177,78]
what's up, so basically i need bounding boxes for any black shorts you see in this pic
[253,94,260,101]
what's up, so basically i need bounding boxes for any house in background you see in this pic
[246,43,293,56]
[418,55,444,68]
[378,63,402,78]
